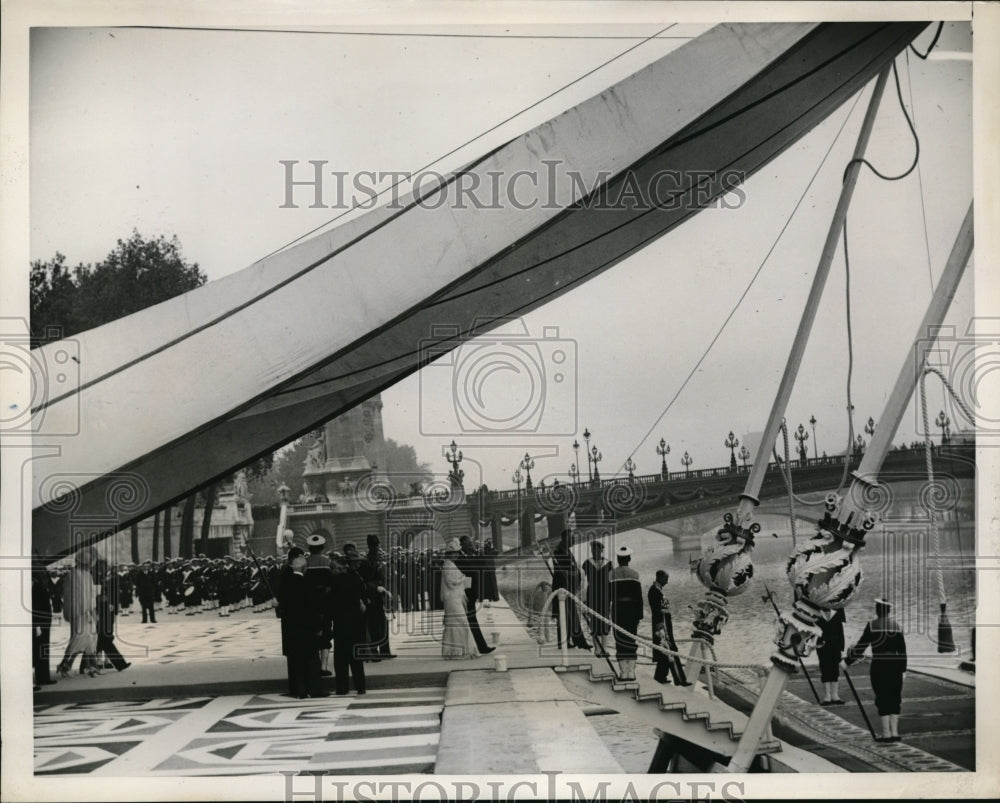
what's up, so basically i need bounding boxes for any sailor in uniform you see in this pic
[610,545,644,681]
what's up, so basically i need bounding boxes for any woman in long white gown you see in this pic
[440,540,477,660]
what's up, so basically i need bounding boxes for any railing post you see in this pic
[558,590,569,666]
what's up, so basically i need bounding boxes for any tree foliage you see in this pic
[246,436,313,506]
[30,231,207,340]
[246,433,432,504]
[383,438,433,493]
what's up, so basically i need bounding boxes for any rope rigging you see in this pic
[540,587,766,672]
[909,22,945,60]
[772,50,933,551]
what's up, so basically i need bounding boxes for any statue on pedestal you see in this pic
[305,431,327,472]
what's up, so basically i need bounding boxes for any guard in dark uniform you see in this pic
[135,560,158,623]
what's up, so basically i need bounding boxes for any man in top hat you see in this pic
[610,545,643,680]
[330,544,368,695]
[551,529,590,650]
[454,535,495,655]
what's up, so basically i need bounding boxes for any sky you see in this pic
[25,18,979,495]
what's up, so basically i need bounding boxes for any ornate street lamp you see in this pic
[591,445,603,483]
[572,439,581,481]
[583,428,593,482]
[520,452,535,491]
[446,440,465,489]
[681,451,693,478]
[656,438,670,478]
[794,423,809,465]
[809,414,818,458]
[569,463,579,485]
[936,410,950,446]
[511,468,523,544]
[865,416,876,440]
[724,431,740,472]
[738,444,750,469]
[278,483,290,505]
[624,457,636,483]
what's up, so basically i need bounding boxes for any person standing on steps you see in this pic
[648,570,691,686]
[610,546,643,681]
[845,598,907,743]
[551,529,590,651]
[455,535,495,655]
[582,540,612,657]
[817,607,846,705]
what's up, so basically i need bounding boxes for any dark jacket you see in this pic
[278,572,323,656]
[610,566,643,624]
[135,570,158,603]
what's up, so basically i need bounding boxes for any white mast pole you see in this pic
[726,202,973,773]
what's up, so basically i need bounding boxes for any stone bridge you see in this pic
[468,445,975,553]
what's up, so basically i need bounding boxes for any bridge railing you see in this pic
[471,443,972,504]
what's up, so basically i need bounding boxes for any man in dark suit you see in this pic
[332,545,368,695]
[648,570,690,686]
[278,553,328,699]
[455,535,494,655]
[551,529,590,650]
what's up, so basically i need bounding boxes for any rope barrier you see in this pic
[539,587,767,672]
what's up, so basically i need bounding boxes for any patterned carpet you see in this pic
[34,687,445,776]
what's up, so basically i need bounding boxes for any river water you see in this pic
[498,517,976,667]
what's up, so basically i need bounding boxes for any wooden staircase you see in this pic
[555,660,782,770]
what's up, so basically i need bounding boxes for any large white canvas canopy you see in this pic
[30,21,927,558]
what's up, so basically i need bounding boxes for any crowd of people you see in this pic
[547,530,691,685]
[31,546,133,689]
[275,532,501,697]
[34,529,908,744]
[31,535,503,692]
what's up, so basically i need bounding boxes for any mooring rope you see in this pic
[540,588,766,672]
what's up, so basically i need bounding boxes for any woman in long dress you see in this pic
[582,540,613,657]
[56,550,99,677]
[440,540,477,660]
